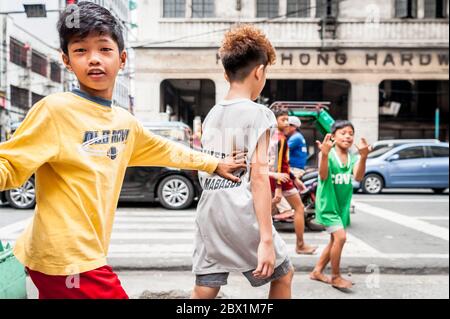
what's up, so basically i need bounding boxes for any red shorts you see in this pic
[270,178,295,193]
[27,265,129,299]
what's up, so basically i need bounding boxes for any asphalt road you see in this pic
[1,190,448,275]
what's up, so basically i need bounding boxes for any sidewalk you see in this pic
[26,271,449,299]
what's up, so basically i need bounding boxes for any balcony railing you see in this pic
[137,19,449,48]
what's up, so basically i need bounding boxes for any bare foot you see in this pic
[331,276,353,289]
[309,271,331,284]
[296,244,318,255]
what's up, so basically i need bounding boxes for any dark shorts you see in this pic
[196,258,293,288]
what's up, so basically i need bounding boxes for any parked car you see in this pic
[369,139,441,157]
[1,122,37,209]
[2,121,202,210]
[360,142,449,194]
[119,121,203,210]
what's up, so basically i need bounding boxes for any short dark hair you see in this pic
[57,1,124,55]
[272,106,289,118]
[219,25,276,82]
[332,120,355,134]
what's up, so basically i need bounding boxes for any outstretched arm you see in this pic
[251,130,276,280]
[0,102,59,190]
[129,122,246,182]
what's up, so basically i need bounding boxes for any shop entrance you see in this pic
[379,80,449,141]
[160,79,216,127]
[260,79,351,152]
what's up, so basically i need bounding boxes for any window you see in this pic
[287,0,310,17]
[396,146,425,160]
[316,0,338,17]
[368,145,396,159]
[425,0,447,18]
[32,51,47,77]
[257,0,279,18]
[163,0,186,18]
[50,62,62,83]
[10,86,29,109]
[429,146,449,158]
[192,0,214,17]
[32,93,45,105]
[10,38,28,67]
[395,0,417,18]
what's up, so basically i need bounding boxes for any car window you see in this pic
[369,145,396,158]
[396,147,426,160]
[429,146,449,158]
[149,128,191,146]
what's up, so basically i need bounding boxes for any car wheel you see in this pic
[157,175,195,210]
[362,174,384,194]
[6,179,36,209]
[432,188,447,194]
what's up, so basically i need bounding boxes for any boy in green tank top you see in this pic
[310,121,372,289]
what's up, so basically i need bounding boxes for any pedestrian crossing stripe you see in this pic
[0,204,448,260]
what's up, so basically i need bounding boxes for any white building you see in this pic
[134,0,449,144]
[0,0,134,139]
[0,11,64,140]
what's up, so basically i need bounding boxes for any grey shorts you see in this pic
[195,258,293,288]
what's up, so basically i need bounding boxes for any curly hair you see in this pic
[219,24,276,82]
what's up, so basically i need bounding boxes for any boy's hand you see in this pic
[316,134,335,156]
[355,138,372,158]
[215,151,247,183]
[275,173,290,183]
[272,187,282,204]
[253,240,276,280]
[295,178,307,192]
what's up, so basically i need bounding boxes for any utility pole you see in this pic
[0,14,10,141]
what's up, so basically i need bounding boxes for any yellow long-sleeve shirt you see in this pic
[0,92,219,276]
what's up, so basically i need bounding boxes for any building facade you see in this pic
[0,13,64,141]
[135,0,449,144]
[0,0,133,140]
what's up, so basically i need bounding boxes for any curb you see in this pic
[112,265,450,275]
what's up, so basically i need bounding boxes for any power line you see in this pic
[133,1,346,48]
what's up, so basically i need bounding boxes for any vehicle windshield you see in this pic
[368,145,396,158]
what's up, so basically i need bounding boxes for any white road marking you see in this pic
[354,198,449,203]
[113,223,195,230]
[115,211,196,217]
[414,216,449,221]
[114,216,195,223]
[0,217,32,239]
[354,202,449,241]
[1,208,448,261]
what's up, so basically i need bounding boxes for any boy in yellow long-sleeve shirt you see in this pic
[0,2,244,299]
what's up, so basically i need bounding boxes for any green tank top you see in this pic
[316,148,359,228]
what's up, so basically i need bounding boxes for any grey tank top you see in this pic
[193,99,289,274]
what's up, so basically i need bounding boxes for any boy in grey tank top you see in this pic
[191,25,294,299]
